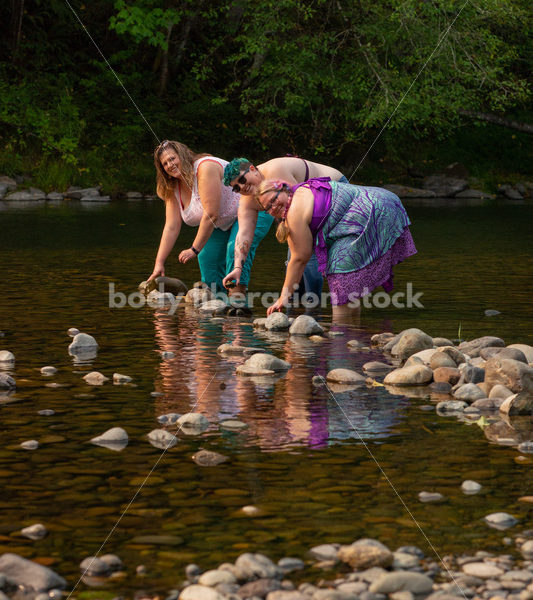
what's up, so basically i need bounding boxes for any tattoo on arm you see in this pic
[235,237,251,268]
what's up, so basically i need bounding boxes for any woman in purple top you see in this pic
[256,177,417,316]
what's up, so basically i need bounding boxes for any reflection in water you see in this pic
[151,306,407,451]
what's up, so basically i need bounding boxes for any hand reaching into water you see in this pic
[179,248,197,263]
[148,262,165,282]
[223,267,242,288]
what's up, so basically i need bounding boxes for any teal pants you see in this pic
[198,211,274,291]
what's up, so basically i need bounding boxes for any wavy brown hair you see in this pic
[154,140,210,201]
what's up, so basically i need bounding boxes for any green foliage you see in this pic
[0,0,530,191]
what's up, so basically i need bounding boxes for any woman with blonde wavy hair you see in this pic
[148,140,273,296]
[256,177,417,316]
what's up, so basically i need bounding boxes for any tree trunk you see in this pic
[157,23,174,97]
[458,109,533,134]
[10,0,24,57]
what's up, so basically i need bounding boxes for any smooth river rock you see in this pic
[0,351,14,363]
[177,413,210,433]
[390,328,434,360]
[289,315,324,336]
[484,512,518,530]
[147,429,178,449]
[192,449,228,466]
[80,556,111,576]
[462,562,504,578]
[0,553,66,590]
[338,539,393,569]
[20,523,47,540]
[83,371,109,385]
[198,569,237,586]
[508,344,533,363]
[235,552,281,579]
[461,480,482,494]
[198,299,228,315]
[68,332,98,355]
[113,372,133,384]
[185,287,214,305]
[485,357,533,394]
[453,383,486,402]
[326,369,366,385]
[241,353,291,373]
[384,365,433,386]
[180,584,227,600]
[265,312,290,331]
[40,366,57,376]
[418,491,445,503]
[369,572,433,594]
[90,427,129,450]
[458,336,505,358]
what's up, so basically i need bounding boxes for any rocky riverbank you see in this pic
[1,163,532,205]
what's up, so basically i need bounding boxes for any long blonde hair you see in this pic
[154,140,209,201]
[257,180,291,243]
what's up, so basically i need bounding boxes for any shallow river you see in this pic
[0,200,532,593]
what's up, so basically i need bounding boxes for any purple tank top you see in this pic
[292,177,333,274]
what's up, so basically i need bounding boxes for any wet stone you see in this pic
[192,449,229,466]
[484,512,518,530]
[147,429,178,449]
[310,545,339,562]
[418,491,445,503]
[338,539,393,570]
[177,413,209,433]
[220,420,248,430]
[461,480,482,494]
[38,409,55,416]
[369,572,433,594]
[21,523,47,540]
[83,371,109,385]
[113,373,133,384]
[462,563,504,578]
[80,556,111,576]
[21,440,39,450]
[40,366,57,376]
[157,412,181,424]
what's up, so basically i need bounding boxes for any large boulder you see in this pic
[485,357,533,394]
[0,553,66,590]
[458,336,505,358]
[480,347,528,363]
[384,365,433,386]
[390,328,433,360]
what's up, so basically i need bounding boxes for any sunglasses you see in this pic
[232,166,251,193]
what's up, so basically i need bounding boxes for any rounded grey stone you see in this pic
[79,556,111,576]
[21,440,39,450]
[461,480,482,494]
[147,429,178,449]
[289,315,324,336]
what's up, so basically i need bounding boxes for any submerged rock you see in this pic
[177,413,210,433]
[20,523,47,540]
[90,427,129,450]
[484,512,518,530]
[0,350,14,363]
[21,440,39,450]
[461,480,482,494]
[68,332,98,355]
[83,371,109,385]
[241,353,291,373]
[113,372,132,384]
[79,556,111,576]
[40,366,57,376]
[418,491,445,503]
[326,369,366,385]
[147,429,178,449]
[192,449,228,466]
[185,287,214,305]
[0,374,16,390]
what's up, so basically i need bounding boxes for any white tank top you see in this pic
[176,157,239,231]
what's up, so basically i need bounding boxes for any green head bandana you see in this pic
[224,158,251,187]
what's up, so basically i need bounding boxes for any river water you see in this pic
[0,200,532,593]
